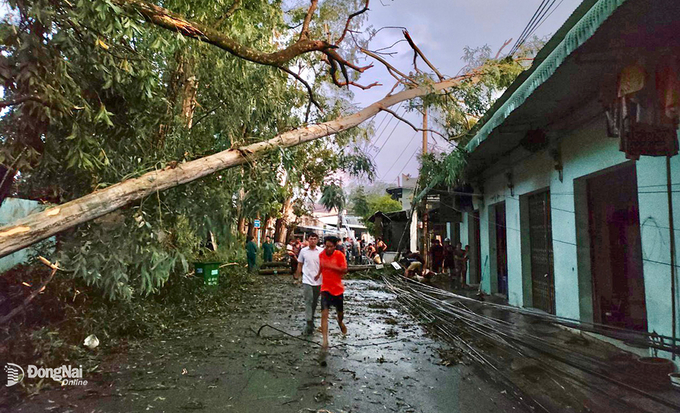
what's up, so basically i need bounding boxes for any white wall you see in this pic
[460,117,680,340]
[0,198,51,272]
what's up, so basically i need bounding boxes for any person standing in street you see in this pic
[453,242,465,288]
[461,245,470,288]
[430,239,444,273]
[443,239,455,285]
[316,236,348,348]
[287,237,302,281]
[335,237,346,257]
[343,237,353,265]
[376,238,387,263]
[352,238,360,265]
[262,235,274,263]
[295,233,322,335]
[246,235,258,272]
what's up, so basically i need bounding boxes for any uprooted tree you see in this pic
[0,0,531,298]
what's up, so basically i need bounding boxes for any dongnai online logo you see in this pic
[5,363,87,386]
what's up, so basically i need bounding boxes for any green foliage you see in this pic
[367,194,402,215]
[348,186,402,235]
[418,149,468,191]
[349,186,370,217]
[0,0,375,299]
[320,182,346,213]
[413,40,546,197]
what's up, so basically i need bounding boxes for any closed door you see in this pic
[495,203,508,295]
[529,190,555,314]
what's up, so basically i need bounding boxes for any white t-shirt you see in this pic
[297,246,322,286]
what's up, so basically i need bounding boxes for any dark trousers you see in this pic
[303,284,321,332]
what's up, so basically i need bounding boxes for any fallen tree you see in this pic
[0,77,462,258]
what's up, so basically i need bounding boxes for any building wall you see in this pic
[0,198,50,273]
[458,117,680,341]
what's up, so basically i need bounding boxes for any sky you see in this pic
[0,0,582,189]
[348,0,582,187]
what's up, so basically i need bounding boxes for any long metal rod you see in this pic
[668,156,677,360]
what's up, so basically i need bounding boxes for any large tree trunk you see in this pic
[0,78,460,258]
[275,195,294,243]
[274,218,286,244]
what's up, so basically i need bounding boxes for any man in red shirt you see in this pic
[315,236,348,348]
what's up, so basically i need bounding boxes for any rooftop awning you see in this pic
[464,0,680,177]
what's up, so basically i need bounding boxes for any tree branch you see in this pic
[336,0,370,45]
[361,48,416,85]
[299,0,319,41]
[0,76,465,259]
[0,257,59,324]
[277,65,322,110]
[494,38,513,59]
[402,30,444,81]
[215,0,241,27]
[0,95,47,108]
[113,0,332,67]
[379,105,447,139]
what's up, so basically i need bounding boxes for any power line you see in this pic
[381,131,419,181]
[373,115,404,159]
[395,150,418,180]
[530,0,565,37]
[510,0,550,55]
[521,0,559,45]
[371,103,403,152]
[511,0,563,55]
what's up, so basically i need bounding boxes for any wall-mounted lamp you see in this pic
[505,171,514,197]
[549,148,563,182]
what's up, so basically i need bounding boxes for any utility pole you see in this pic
[421,109,429,270]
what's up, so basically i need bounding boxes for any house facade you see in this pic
[454,0,679,354]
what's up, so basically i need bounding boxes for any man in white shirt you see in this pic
[295,233,322,335]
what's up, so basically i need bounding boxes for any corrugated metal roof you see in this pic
[465,0,629,153]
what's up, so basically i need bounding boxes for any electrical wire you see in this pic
[510,0,550,55]
[510,0,563,56]
[373,110,406,160]
[371,102,403,153]
[383,274,680,411]
[380,131,419,181]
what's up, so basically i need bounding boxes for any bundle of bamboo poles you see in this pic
[383,274,680,413]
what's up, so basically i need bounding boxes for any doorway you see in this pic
[528,190,555,314]
[494,203,508,296]
[468,209,482,284]
[587,163,647,331]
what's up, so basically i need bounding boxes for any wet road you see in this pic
[13,276,527,412]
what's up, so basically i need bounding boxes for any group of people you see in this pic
[434,239,470,287]
[287,235,387,268]
[246,232,350,347]
[245,235,276,272]
[403,239,470,288]
[293,233,348,348]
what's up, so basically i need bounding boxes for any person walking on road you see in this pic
[295,233,322,335]
[262,235,274,263]
[316,236,348,348]
[246,235,258,272]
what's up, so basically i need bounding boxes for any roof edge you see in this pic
[465,0,629,153]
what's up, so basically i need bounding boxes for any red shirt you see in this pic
[319,250,347,296]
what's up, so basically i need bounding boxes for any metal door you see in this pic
[529,190,555,314]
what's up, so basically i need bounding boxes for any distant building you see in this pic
[386,174,417,210]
